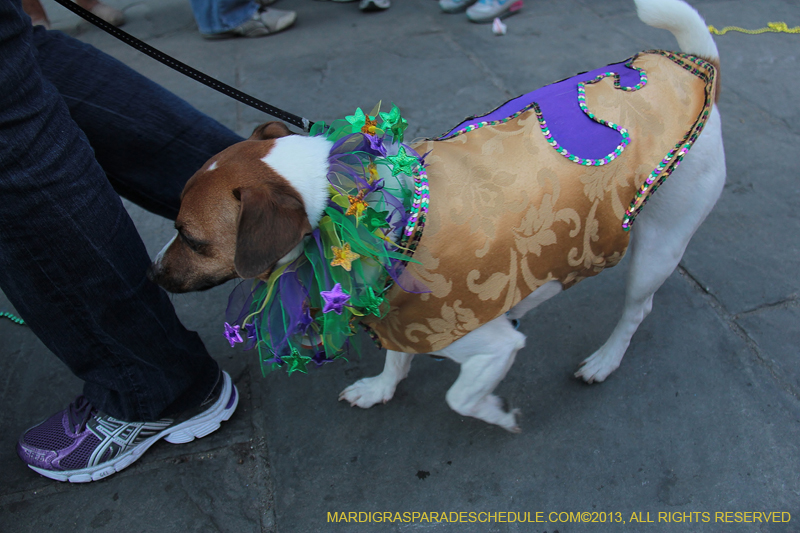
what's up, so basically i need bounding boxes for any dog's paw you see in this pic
[574,349,621,384]
[454,394,521,433]
[485,395,521,433]
[339,376,396,409]
[503,408,522,434]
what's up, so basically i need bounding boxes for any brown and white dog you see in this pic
[149,0,725,432]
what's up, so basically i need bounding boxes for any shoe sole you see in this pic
[28,372,239,483]
[467,0,522,23]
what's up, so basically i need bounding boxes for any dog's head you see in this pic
[148,121,332,293]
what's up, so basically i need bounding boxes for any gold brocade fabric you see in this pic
[363,52,716,354]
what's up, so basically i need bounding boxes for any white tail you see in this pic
[634,0,719,62]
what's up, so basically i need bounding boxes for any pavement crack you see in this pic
[677,266,800,402]
[678,263,714,296]
[733,295,798,320]
[0,483,70,507]
[176,441,250,458]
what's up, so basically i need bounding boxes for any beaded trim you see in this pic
[534,61,647,166]
[0,311,25,325]
[400,169,429,247]
[533,101,629,166]
[440,58,648,169]
[621,51,716,230]
[436,51,715,231]
[441,105,535,140]
[363,159,430,350]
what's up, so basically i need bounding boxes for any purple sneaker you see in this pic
[17,371,238,483]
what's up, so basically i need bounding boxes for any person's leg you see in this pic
[31,27,243,219]
[188,0,260,34]
[0,2,238,422]
[188,0,296,38]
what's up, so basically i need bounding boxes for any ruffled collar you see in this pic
[224,105,429,374]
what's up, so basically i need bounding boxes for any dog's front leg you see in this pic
[339,351,415,408]
[435,316,526,433]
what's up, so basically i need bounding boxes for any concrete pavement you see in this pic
[1,0,799,531]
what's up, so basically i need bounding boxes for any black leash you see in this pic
[50,0,314,132]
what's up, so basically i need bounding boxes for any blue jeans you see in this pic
[0,1,244,421]
[189,0,260,35]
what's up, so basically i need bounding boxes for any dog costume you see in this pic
[226,50,716,371]
[364,51,716,353]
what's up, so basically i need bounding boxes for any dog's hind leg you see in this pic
[339,351,415,408]
[433,315,526,432]
[507,280,563,320]
[575,107,726,383]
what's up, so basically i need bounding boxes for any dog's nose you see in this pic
[146,262,182,293]
[146,262,160,283]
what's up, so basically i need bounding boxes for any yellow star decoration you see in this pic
[361,116,379,135]
[330,242,361,271]
[345,193,369,218]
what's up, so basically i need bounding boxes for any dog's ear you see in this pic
[249,121,293,141]
[234,185,312,279]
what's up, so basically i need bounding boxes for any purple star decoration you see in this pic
[312,349,333,367]
[320,283,350,315]
[224,322,243,347]
[367,134,387,157]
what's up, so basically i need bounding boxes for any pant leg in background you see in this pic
[188,0,260,35]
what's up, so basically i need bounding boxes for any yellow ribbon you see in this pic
[242,261,291,326]
[708,22,800,35]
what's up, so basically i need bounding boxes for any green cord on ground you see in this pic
[1,311,25,325]
[708,22,800,35]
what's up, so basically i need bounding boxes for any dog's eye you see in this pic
[179,232,206,254]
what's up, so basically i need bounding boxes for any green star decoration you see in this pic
[362,286,385,318]
[345,108,367,133]
[386,146,419,177]
[379,105,408,142]
[283,348,312,375]
[360,207,391,233]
